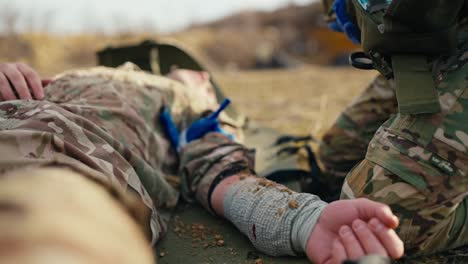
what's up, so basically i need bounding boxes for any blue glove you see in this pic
[160,99,234,151]
[328,0,361,44]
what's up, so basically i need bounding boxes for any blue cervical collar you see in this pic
[328,0,361,44]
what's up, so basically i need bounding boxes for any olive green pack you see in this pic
[350,0,466,115]
[323,0,466,114]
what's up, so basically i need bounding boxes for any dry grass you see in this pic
[0,30,376,138]
[0,33,162,76]
[215,66,376,136]
[0,32,376,137]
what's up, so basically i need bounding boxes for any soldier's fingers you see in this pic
[352,219,387,256]
[369,218,404,259]
[356,198,399,228]
[2,64,32,100]
[375,204,399,229]
[0,73,17,100]
[16,63,43,99]
[332,239,348,264]
[339,225,365,260]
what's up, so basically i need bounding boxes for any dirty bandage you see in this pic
[223,178,327,256]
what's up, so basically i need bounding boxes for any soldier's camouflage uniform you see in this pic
[2,32,467,261]
[319,29,468,254]
[318,75,397,197]
[0,64,250,245]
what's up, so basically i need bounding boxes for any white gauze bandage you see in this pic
[223,178,327,256]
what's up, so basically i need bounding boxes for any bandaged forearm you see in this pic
[224,178,327,256]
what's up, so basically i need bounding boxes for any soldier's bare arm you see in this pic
[0,62,44,100]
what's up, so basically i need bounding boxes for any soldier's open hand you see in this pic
[0,62,45,101]
[306,198,404,264]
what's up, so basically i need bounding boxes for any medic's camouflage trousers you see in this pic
[319,45,468,255]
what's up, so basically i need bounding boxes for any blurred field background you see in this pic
[0,1,376,136]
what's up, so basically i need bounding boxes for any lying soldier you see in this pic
[0,62,403,263]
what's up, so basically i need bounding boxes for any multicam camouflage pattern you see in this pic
[339,39,468,254]
[180,132,255,214]
[0,64,243,244]
[318,75,397,197]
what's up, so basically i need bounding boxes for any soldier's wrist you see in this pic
[222,178,328,256]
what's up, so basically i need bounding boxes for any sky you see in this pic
[4,0,317,34]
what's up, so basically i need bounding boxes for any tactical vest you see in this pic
[327,0,466,115]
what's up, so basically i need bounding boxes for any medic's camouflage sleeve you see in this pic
[318,74,397,194]
[0,64,232,244]
[179,132,256,214]
[341,39,468,254]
